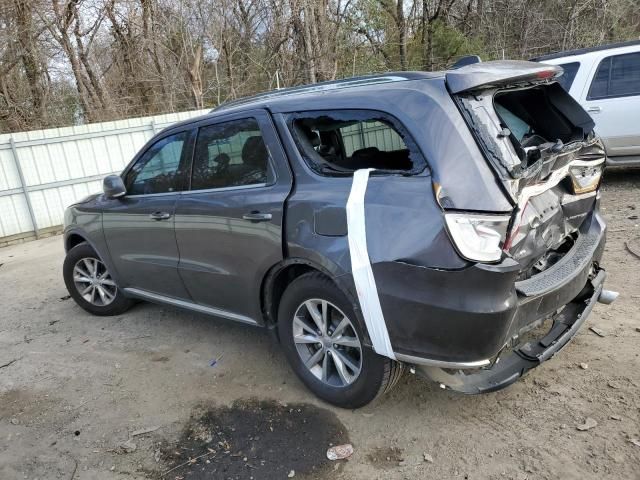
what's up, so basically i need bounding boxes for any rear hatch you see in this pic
[446,61,606,279]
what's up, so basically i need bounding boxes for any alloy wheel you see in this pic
[72,257,117,306]
[292,299,363,387]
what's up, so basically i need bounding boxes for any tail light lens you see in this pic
[569,164,603,194]
[444,213,511,262]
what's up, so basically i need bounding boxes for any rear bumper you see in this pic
[414,268,606,393]
[378,211,606,368]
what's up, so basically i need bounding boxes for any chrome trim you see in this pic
[187,182,268,195]
[394,352,491,369]
[123,288,258,325]
[123,191,182,199]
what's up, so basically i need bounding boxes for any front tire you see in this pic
[63,243,133,316]
[278,272,403,408]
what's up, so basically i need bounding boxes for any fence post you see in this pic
[9,137,40,239]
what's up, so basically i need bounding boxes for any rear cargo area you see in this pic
[449,64,606,278]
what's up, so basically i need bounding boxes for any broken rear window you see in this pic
[492,83,594,169]
[286,110,427,175]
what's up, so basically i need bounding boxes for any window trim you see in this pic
[285,108,429,177]
[188,116,278,193]
[587,52,640,101]
[122,129,195,198]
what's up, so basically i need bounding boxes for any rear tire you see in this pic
[277,272,403,408]
[63,243,133,316]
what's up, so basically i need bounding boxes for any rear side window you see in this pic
[286,110,426,175]
[588,52,640,100]
[556,62,580,91]
[191,118,271,190]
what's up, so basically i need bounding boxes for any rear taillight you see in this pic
[444,213,511,262]
[569,164,603,194]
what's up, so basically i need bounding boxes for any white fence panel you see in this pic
[0,109,209,244]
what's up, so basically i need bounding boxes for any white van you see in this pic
[533,40,640,167]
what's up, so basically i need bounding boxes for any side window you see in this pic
[287,110,425,174]
[125,132,188,195]
[556,62,580,91]
[609,52,640,97]
[339,120,406,157]
[588,52,640,100]
[191,118,270,190]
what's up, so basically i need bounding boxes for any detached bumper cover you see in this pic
[416,269,606,393]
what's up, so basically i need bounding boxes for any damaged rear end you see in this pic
[417,61,616,392]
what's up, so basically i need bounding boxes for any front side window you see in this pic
[287,110,425,175]
[588,52,640,100]
[125,132,188,195]
[191,118,271,190]
[556,62,580,91]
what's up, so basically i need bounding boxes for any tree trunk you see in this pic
[189,44,204,109]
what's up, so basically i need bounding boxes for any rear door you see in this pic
[174,109,292,324]
[103,129,195,298]
[580,51,640,158]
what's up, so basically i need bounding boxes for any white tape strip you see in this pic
[346,169,395,359]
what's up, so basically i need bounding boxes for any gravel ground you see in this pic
[0,169,639,480]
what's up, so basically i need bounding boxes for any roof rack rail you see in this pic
[213,74,412,112]
[531,39,640,62]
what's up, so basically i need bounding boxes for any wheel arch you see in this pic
[260,257,370,346]
[65,232,88,252]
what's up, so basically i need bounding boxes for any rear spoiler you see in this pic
[446,60,562,94]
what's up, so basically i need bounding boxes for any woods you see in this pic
[1,0,639,132]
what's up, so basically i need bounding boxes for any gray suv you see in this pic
[63,60,616,408]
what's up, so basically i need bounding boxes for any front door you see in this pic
[581,51,640,158]
[174,110,292,323]
[103,129,194,298]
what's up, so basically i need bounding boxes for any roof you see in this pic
[530,39,640,62]
[160,72,443,132]
[212,71,441,113]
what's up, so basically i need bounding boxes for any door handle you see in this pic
[242,212,273,222]
[587,106,601,113]
[149,211,172,220]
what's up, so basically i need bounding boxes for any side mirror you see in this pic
[103,174,126,199]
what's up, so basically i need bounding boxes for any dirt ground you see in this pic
[1,169,639,480]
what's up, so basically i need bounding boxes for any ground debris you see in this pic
[610,415,622,421]
[0,357,21,369]
[589,327,606,337]
[576,418,598,431]
[423,453,434,463]
[327,443,353,460]
[579,363,589,370]
[118,439,137,453]
[287,470,295,478]
[132,425,160,437]
[626,236,640,260]
[630,438,640,447]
